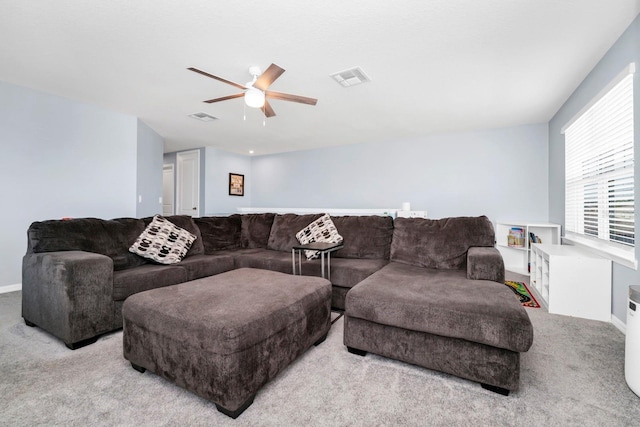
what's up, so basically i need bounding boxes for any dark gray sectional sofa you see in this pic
[21,212,533,394]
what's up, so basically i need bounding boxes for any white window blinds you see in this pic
[564,67,635,251]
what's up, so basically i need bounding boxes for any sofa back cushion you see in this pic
[142,215,204,257]
[390,216,495,269]
[27,217,148,271]
[332,215,394,259]
[267,213,323,252]
[241,213,276,248]
[194,215,242,253]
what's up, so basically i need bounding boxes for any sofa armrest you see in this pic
[22,251,114,348]
[466,247,505,283]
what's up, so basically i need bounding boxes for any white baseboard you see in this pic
[0,283,21,294]
[611,314,626,335]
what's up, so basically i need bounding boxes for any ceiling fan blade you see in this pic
[203,93,245,103]
[188,67,246,90]
[265,90,318,106]
[262,100,276,117]
[253,64,285,91]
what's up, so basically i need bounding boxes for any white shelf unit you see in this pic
[529,244,612,321]
[495,222,561,275]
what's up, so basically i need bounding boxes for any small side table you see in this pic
[292,242,344,280]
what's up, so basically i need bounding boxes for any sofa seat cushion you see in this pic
[290,257,389,289]
[113,264,188,301]
[233,249,388,288]
[346,262,533,352]
[316,258,389,288]
[231,249,293,274]
[173,254,235,281]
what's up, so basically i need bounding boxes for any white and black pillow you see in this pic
[129,215,196,264]
[296,214,343,260]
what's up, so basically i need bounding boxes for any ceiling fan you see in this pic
[187,64,317,118]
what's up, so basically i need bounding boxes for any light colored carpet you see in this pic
[1,290,639,426]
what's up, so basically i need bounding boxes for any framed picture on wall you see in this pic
[229,173,244,196]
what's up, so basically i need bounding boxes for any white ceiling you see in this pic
[1,1,638,155]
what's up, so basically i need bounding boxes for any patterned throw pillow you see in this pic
[129,215,196,264]
[296,214,343,260]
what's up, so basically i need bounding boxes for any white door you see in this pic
[176,150,200,217]
[162,164,175,216]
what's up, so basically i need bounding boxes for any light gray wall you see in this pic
[251,123,549,222]
[0,81,138,289]
[548,14,640,323]
[204,147,252,215]
[136,119,164,217]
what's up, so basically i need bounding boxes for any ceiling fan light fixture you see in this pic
[244,87,265,108]
[189,64,317,119]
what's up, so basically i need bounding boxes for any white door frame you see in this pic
[176,149,201,217]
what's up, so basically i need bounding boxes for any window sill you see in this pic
[562,235,637,270]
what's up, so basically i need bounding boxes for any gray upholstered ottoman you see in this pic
[122,268,331,418]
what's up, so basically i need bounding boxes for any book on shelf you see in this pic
[507,227,525,248]
[529,232,542,246]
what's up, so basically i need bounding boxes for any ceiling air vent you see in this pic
[330,66,371,87]
[188,112,218,122]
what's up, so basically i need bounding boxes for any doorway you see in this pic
[176,150,200,217]
[162,164,175,216]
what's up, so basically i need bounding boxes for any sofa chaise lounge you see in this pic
[344,217,534,394]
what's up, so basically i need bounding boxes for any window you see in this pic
[563,64,635,267]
